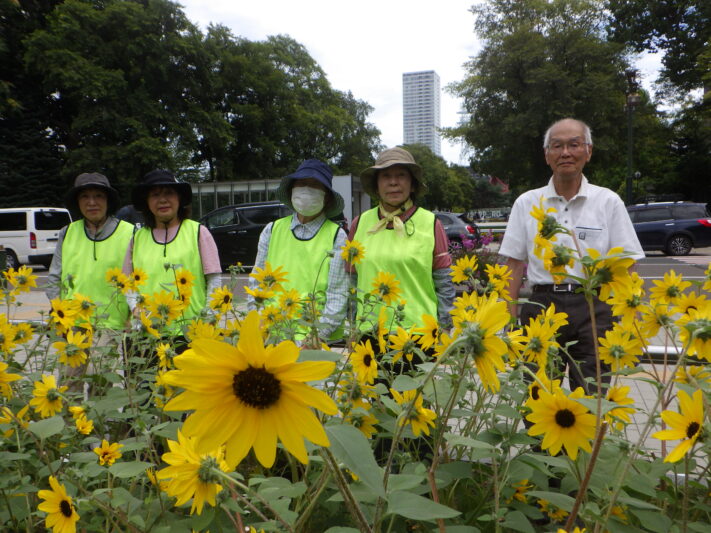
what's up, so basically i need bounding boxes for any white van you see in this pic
[0,208,72,269]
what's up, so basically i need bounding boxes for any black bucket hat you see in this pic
[65,172,121,216]
[275,159,345,218]
[131,169,192,214]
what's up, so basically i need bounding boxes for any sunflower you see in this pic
[674,365,711,386]
[388,327,421,364]
[187,319,222,342]
[156,430,230,515]
[128,268,148,291]
[649,270,691,305]
[598,324,643,371]
[585,247,635,301]
[605,385,636,430]
[276,289,301,320]
[371,271,401,306]
[376,306,389,353]
[49,298,81,332]
[250,261,288,292]
[163,311,337,469]
[13,322,34,344]
[538,498,569,522]
[704,264,711,292]
[484,263,512,299]
[526,387,596,460]
[653,389,704,463]
[37,476,80,533]
[673,291,708,317]
[503,327,526,361]
[606,273,645,326]
[414,314,439,351]
[638,302,675,339]
[0,360,22,398]
[677,302,711,362]
[244,286,275,306]
[506,479,534,504]
[433,330,454,359]
[139,312,160,338]
[105,267,129,292]
[153,371,175,409]
[69,293,94,321]
[5,265,38,292]
[343,399,379,439]
[341,239,365,265]
[260,305,283,328]
[450,254,478,284]
[0,319,17,353]
[94,439,123,466]
[390,388,437,437]
[210,285,232,313]
[543,243,575,283]
[350,339,378,384]
[30,375,68,418]
[174,268,195,297]
[538,303,569,331]
[530,195,557,225]
[75,415,94,435]
[455,293,509,392]
[54,330,91,368]
[533,232,554,260]
[0,405,29,438]
[68,406,85,420]
[147,291,184,323]
[524,369,562,410]
[521,318,558,368]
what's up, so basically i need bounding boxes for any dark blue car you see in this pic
[626,202,711,256]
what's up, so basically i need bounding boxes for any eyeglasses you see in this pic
[546,140,590,153]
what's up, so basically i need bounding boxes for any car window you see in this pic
[634,207,671,223]
[436,214,453,225]
[0,212,26,231]
[34,211,70,230]
[205,208,236,229]
[243,206,281,225]
[672,204,707,219]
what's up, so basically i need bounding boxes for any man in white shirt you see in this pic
[499,118,644,393]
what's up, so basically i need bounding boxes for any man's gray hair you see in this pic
[543,118,593,148]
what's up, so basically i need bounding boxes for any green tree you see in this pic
[445,0,669,196]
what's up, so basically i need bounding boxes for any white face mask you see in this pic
[291,186,326,217]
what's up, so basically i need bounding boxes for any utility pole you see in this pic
[625,68,640,205]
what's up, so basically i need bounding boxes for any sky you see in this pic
[178,0,661,165]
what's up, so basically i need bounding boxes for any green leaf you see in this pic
[630,509,671,533]
[386,491,460,520]
[445,433,495,450]
[109,461,155,479]
[617,496,661,510]
[501,510,535,533]
[326,424,385,498]
[28,416,64,439]
[324,528,360,533]
[527,491,575,511]
[391,375,420,391]
[298,349,342,362]
[430,527,480,533]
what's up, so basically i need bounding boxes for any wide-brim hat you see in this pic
[131,169,192,213]
[65,172,121,216]
[275,159,345,218]
[360,146,425,198]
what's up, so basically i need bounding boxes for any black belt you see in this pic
[532,283,582,293]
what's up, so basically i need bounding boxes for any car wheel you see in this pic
[665,235,692,256]
[3,250,19,269]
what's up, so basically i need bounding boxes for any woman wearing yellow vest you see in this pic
[47,172,134,331]
[123,170,222,348]
[348,147,455,337]
[247,159,348,345]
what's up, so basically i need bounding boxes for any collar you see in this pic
[544,175,589,201]
[290,212,326,230]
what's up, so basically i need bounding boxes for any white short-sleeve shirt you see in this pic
[499,176,644,285]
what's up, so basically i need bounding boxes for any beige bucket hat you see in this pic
[360,147,425,198]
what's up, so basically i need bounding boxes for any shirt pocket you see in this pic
[574,226,603,249]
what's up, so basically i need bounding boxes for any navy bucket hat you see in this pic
[131,169,192,214]
[276,159,345,218]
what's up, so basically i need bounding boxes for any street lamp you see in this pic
[625,68,641,205]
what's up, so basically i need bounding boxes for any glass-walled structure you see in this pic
[191,179,281,219]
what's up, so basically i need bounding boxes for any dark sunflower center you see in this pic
[379,284,391,295]
[46,389,60,401]
[232,366,281,409]
[223,295,231,304]
[57,310,65,319]
[363,354,372,367]
[686,421,700,439]
[60,499,73,517]
[555,408,576,428]
[531,385,540,401]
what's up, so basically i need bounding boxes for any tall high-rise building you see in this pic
[402,70,441,156]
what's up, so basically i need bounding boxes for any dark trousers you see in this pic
[520,290,612,395]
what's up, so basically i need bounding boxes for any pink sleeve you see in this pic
[121,238,134,276]
[432,218,452,270]
[198,225,222,274]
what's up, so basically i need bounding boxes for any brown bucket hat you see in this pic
[360,146,425,198]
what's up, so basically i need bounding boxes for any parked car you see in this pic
[0,207,72,269]
[433,211,480,251]
[626,201,711,256]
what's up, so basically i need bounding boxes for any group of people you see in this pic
[46,116,644,394]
